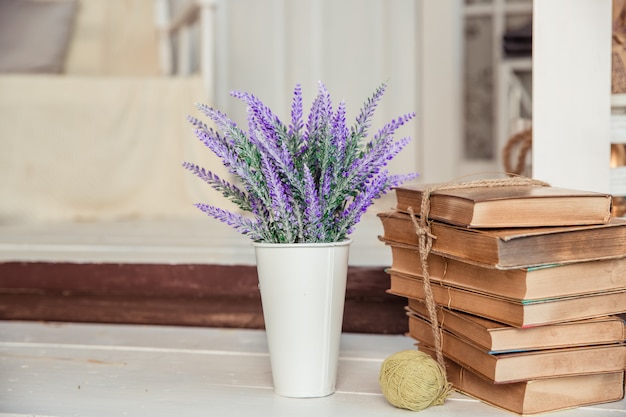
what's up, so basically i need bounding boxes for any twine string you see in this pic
[406,176,549,372]
[407,206,443,369]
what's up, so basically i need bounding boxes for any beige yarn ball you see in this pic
[379,349,452,411]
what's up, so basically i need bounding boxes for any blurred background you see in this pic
[0,0,539,224]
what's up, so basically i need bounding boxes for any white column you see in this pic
[532,0,612,192]
[200,0,217,104]
[418,0,463,184]
[154,0,174,75]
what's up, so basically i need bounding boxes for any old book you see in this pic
[378,211,626,269]
[407,301,626,353]
[394,184,612,228]
[420,348,625,415]
[409,314,626,383]
[389,271,626,327]
[387,243,626,299]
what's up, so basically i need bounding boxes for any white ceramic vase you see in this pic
[253,239,352,398]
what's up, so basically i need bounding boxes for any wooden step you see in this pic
[0,262,407,334]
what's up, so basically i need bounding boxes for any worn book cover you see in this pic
[394,184,612,228]
[387,243,626,299]
[407,301,625,353]
[378,211,626,269]
[409,314,626,383]
[388,271,626,327]
[420,348,625,415]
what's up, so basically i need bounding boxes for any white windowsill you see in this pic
[0,210,392,267]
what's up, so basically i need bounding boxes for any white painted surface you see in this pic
[0,321,625,416]
[418,0,464,184]
[0,209,392,266]
[532,0,612,192]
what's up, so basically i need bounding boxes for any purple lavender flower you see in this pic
[301,164,324,241]
[288,84,304,138]
[352,83,387,140]
[194,203,266,241]
[182,162,252,210]
[260,152,296,242]
[336,171,391,239]
[232,91,284,145]
[330,101,348,161]
[182,82,418,243]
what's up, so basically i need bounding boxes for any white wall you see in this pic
[211,0,464,184]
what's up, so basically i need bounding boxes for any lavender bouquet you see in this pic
[183,82,417,243]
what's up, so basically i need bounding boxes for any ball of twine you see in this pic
[379,349,452,412]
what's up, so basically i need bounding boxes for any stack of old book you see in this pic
[378,181,626,415]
